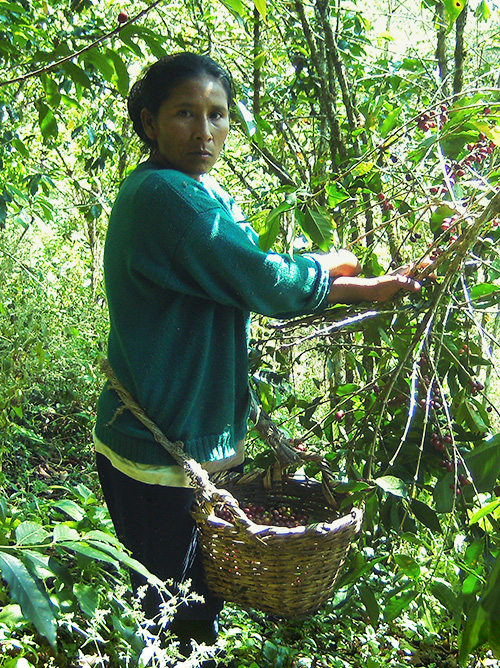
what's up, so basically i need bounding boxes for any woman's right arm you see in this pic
[328,273,421,304]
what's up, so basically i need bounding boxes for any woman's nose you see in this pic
[194,116,213,141]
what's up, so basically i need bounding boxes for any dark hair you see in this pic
[127,52,234,147]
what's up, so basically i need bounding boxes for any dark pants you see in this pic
[96,453,226,647]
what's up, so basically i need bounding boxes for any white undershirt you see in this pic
[93,430,245,487]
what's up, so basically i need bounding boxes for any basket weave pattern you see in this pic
[194,471,363,618]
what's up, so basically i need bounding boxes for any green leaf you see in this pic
[136,29,169,59]
[379,106,402,137]
[35,100,58,141]
[84,530,122,546]
[460,555,500,664]
[351,161,374,177]
[325,182,349,207]
[40,73,61,109]
[0,552,57,648]
[258,201,292,251]
[475,0,491,20]
[456,400,489,435]
[374,475,408,498]
[300,206,334,250]
[431,579,460,616]
[0,2,25,15]
[219,0,245,14]
[235,101,258,138]
[383,589,418,622]
[22,550,73,589]
[433,472,454,513]
[358,583,379,626]
[394,554,421,579]
[53,524,80,542]
[83,49,114,82]
[254,51,267,69]
[53,499,85,521]
[85,540,163,584]
[336,383,360,396]
[0,603,24,626]
[469,499,500,525]
[254,0,266,22]
[15,521,50,546]
[62,61,92,90]
[465,434,500,493]
[443,0,465,29]
[410,498,442,533]
[106,49,130,98]
[0,496,7,523]
[470,283,500,302]
[60,540,120,568]
[74,582,99,617]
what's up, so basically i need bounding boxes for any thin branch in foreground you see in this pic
[0,0,165,88]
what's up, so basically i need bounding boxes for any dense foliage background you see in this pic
[1,0,500,666]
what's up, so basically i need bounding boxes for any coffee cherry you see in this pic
[216,501,311,528]
[335,409,345,421]
[377,192,386,201]
[118,11,128,23]
[458,473,470,487]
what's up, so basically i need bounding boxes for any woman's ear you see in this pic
[140,108,157,143]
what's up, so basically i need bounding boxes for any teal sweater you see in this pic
[95,161,331,466]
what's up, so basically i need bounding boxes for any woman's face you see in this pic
[141,75,230,181]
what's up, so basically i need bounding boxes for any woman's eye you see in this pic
[177,109,191,117]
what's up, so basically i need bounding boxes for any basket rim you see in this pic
[198,504,363,541]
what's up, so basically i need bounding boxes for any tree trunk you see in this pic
[435,1,449,97]
[453,2,468,97]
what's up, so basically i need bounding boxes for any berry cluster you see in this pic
[450,474,470,495]
[409,231,422,243]
[417,356,444,411]
[429,246,443,261]
[440,214,461,244]
[431,431,452,453]
[469,378,484,395]
[216,502,310,528]
[463,134,495,167]
[434,436,471,494]
[377,191,394,213]
[417,105,448,131]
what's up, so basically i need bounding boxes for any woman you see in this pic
[94,52,419,662]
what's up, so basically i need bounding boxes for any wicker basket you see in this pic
[102,360,363,619]
[193,466,363,618]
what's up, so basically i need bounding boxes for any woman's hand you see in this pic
[320,249,362,278]
[327,273,421,304]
